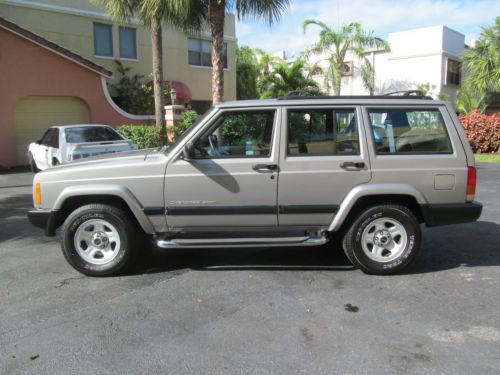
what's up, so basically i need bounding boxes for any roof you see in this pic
[0,16,113,78]
[216,98,444,108]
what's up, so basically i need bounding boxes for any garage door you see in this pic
[14,96,90,164]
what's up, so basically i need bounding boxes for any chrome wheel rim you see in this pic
[74,219,121,265]
[361,217,407,263]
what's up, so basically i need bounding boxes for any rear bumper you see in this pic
[421,201,482,227]
[27,209,57,236]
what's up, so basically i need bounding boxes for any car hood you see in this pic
[40,148,166,174]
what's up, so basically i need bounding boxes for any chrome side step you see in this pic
[156,236,329,249]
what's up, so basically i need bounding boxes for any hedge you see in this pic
[460,110,500,153]
[116,125,161,149]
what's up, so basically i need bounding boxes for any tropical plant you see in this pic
[236,46,260,99]
[258,59,322,98]
[205,0,291,104]
[458,17,500,113]
[96,0,204,143]
[303,20,389,95]
[111,61,172,115]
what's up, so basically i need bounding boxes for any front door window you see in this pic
[192,110,275,158]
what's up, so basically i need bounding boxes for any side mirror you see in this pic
[36,139,42,145]
[181,144,194,161]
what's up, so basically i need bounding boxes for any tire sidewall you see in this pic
[350,206,420,273]
[62,207,131,276]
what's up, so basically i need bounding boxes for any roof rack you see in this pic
[277,90,433,100]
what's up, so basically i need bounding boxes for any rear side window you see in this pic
[287,108,359,156]
[367,108,452,154]
[65,127,123,143]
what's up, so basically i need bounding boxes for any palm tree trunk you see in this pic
[208,0,225,104]
[151,22,166,144]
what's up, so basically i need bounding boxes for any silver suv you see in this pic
[28,94,482,276]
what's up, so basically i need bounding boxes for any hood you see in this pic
[40,148,167,175]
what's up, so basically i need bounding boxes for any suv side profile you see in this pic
[28,94,482,276]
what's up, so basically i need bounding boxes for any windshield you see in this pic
[65,126,123,143]
[161,107,214,153]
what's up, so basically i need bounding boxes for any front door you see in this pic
[277,106,371,226]
[165,108,280,231]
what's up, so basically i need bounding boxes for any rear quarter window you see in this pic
[367,107,453,154]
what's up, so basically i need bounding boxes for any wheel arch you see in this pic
[329,184,427,232]
[52,185,156,235]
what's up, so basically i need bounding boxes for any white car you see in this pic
[27,124,136,172]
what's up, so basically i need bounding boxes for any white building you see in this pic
[309,25,465,101]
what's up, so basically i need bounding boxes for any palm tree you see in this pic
[258,59,322,98]
[303,20,389,95]
[459,17,500,111]
[206,0,291,103]
[96,0,204,142]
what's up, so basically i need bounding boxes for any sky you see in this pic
[236,0,500,58]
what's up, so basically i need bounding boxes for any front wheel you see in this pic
[342,204,421,275]
[61,204,138,276]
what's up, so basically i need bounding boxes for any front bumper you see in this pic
[421,201,483,227]
[27,209,58,236]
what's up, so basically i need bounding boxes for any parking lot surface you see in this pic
[0,164,499,374]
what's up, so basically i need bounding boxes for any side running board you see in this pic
[156,235,329,249]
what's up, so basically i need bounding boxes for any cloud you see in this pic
[236,0,500,54]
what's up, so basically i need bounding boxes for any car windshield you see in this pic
[160,107,214,153]
[65,126,124,143]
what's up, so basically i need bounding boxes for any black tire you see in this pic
[28,153,40,173]
[52,158,60,167]
[61,204,138,276]
[342,204,421,275]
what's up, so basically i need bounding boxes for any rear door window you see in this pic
[65,127,123,143]
[287,108,359,156]
[367,108,452,154]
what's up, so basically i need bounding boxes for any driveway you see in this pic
[0,164,499,374]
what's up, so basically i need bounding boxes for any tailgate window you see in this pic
[65,127,123,143]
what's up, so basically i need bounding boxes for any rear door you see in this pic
[277,105,371,226]
[164,108,280,230]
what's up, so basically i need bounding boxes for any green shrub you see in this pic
[172,110,198,139]
[117,125,161,149]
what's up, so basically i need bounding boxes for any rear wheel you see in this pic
[342,204,421,275]
[61,204,138,276]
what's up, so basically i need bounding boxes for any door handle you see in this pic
[340,162,365,170]
[252,164,278,172]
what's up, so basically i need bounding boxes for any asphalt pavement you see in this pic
[0,164,499,374]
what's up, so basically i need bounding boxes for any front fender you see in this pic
[53,184,156,234]
[328,183,427,232]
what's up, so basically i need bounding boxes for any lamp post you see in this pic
[170,88,177,106]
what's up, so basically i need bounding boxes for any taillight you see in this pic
[466,167,476,202]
